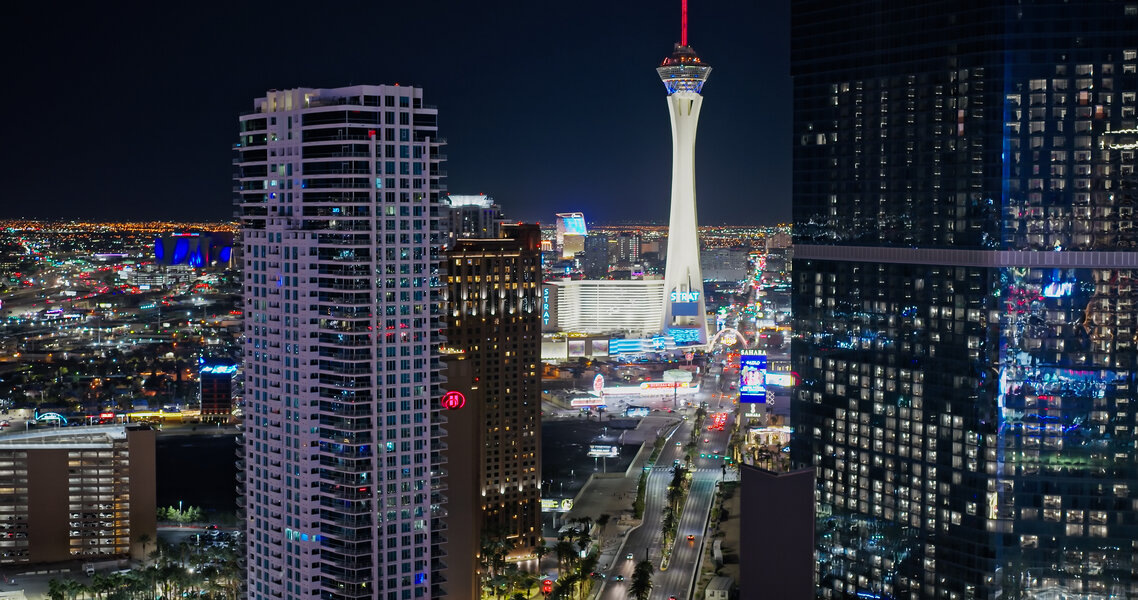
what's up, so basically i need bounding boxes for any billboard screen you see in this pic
[556,213,587,236]
[739,353,767,403]
[764,372,795,387]
[567,340,586,357]
[587,444,619,458]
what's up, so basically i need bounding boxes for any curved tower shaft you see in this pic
[658,15,711,345]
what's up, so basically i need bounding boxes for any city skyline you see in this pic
[2,1,791,226]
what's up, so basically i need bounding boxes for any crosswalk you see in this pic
[651,466,725,473]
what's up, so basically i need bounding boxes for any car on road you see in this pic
[626,552,634,560]
[613,575,624,581]
[687,534,695,541]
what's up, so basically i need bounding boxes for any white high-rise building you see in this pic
[658,1,710,345]
[235,85,448,600]
[442,194,501,245]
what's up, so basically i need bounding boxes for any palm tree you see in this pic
[576,554,599,600]
[47,579,66,600]
[534,540,550,565]
[90,573,114,600]
[63,579,87,600]
[514,571,539,598]
[629,560,654,600]
[478,530,516,597]
[103,572,132,600]
[662,508,676,539]
[575,529,592,558]
[136,532,152,563]
[554,540,577,578]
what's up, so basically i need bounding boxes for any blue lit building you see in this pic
[153,232,233,268]
[791,2,1138,598]
[199,358,237,421]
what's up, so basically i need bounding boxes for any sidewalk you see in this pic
[561,415,683,572]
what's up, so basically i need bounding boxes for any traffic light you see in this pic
[542,579,553,595]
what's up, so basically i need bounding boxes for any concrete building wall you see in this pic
[739,465,814,600]
[438,356,480,599]
[0,425,156,565]
[126,428,157,561]
[26,449,68,563]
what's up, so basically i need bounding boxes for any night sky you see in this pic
[2,1,790,225]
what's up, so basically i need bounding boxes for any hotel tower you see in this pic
[235,85,449,600]
[659,0,711,345]
[791,2,1138,598]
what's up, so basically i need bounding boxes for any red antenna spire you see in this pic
[681,0,688,47]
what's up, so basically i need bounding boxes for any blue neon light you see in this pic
[172,239,189,264]
[200,365,238,375]
[1042,281,1074,297]
[668,328,702,345]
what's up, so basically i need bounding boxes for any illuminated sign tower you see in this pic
[659,0,710,345]
[555,212,587,259]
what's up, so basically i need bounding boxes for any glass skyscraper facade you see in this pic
[791,2,1137,598]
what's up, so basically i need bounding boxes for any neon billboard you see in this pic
[440,391,466,410]
[739,351,767,403]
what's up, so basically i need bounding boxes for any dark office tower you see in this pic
[791,3,1137,599]
[443,224,543,564]
[615,232,641,266]
[583,233,611,278]
[199,359,237,422]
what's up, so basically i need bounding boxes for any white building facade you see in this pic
[546,279,665,335]
[658,29,711,345]
[235,85,448,600]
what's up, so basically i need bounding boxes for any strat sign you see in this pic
[440,391,466,410]
[670,290,700,302]
[541,287,551,326]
